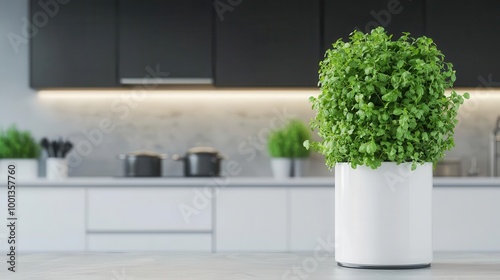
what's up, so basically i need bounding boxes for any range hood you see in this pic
[120,78,213,85]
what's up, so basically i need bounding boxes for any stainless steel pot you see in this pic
[434,159,462,177]
[118,151,168,177]
[173,147,224,177]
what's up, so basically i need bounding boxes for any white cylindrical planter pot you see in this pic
[293,158,309,177]
[0,159,38,180]
[335,162,432,269]
[46,158,69,180]
[271,158,292,178]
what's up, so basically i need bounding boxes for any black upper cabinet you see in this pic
[323,0,424,52]
[426,1,500,87]
[31,0,499,89]
[215,0,321,87]
[118,0,212,84]
[30,0,117,88]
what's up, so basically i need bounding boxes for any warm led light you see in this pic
[37,89,320,100]
[37,88,500,101]
[452,89,500,99]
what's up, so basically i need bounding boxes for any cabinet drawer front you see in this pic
[17,187,86,252]
[88,187,212,231]
[88,233,211,252]
[215,187,288,252]
[290,187,335,251]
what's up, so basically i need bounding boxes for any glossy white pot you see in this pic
[271,158,292,178]
[335,162,432,269]
[0,159,38,180]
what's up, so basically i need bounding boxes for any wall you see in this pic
[0,0,499,177]
[446,90,500,177]
[35,90,329,177]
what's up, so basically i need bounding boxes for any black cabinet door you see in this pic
[323,0,424,52]
[30,0,117,88]
[426,1,500,87]
[215,0,320,87]
[118,0,212,84]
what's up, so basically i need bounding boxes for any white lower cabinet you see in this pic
[88,187,212,231]
[8,182,500,253]
[289,187,335,251]
[433,187,500,251]
[86,187,212,252]
[88,233,212,252]
[17,187,86,252]
[8,183,334,253]
[215,187,288,252]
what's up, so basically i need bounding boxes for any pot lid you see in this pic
[187,146,219,154]
[121,151,168,159]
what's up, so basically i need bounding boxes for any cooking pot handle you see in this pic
[172,154,184,161]
[218,154,228,160]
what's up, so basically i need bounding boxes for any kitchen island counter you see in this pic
[1,252,499,279]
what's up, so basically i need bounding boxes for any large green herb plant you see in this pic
[268,120,311,158]
[305,27,469,170]
[0,126,41,158]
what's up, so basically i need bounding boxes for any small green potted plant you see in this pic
[287,119,312,176]
[0,126,41,179]
[268,119,311,178]
[305,27,468,268]
[268,127,293,178]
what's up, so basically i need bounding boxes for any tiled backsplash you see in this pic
[445,89,500,177]
[30,88,500,177]
[34,90,332,177]
[2,87,500,177]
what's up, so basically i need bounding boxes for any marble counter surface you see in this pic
[16,176,500,187]
[1,252,499,279]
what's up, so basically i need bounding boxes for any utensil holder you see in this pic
[46,158,68,180]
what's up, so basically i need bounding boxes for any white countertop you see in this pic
[433,177,500,186]
[16,176,500,187]
[19,177,335,187]
[1,252,499,279]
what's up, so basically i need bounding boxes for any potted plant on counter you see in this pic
[268,126,293,178]
[288,119,311,177]
[305,27,469,269]
[0,126,41,180]
[268,119,311,178]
